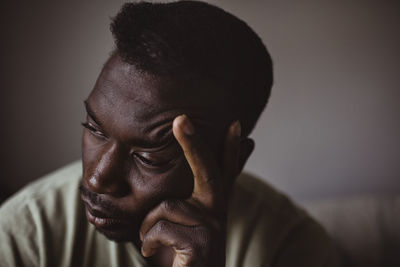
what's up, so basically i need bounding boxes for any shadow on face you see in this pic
[80,53,234,242]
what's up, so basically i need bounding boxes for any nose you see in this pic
[86,142,129,197]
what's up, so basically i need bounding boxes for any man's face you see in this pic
[80,54,231,242]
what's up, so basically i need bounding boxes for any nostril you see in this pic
[86,169,130,197]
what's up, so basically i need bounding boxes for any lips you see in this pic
[85,208,128,229]
[82,200,131,230]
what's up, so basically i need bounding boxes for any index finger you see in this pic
[172,115,218,206]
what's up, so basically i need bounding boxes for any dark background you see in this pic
[1,0,399,203]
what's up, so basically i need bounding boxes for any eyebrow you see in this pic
[83,100,174,149]
[84,100,104,128]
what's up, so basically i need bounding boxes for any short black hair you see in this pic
[111,0,273,136]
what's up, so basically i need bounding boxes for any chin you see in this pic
[82,203,142,243]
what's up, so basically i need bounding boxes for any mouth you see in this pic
[81,197,131,230]
[85,207,130,229]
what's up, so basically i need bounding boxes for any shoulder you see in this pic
[1,161,82,222]
[1,161,82,211]
[227,172,307,242]
[0,161,84,266]
[227,172,341,267]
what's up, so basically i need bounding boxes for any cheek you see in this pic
[81,131,194,213]
[82,131,93,173]
[81,131,101,175]
[128,157,194,206]
[81,130,117,186]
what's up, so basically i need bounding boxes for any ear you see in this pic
[237,137,255,175]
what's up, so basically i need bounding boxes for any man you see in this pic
[0,1,341,266]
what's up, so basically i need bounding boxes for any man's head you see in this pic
[110,0,273,136]
[80,0,273,242]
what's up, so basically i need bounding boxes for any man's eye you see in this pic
[133,153,168,168]
[81,122,107,138]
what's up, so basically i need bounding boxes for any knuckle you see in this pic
[161,199,176,213]
[155,220,169,233]
[190,226,211,251]
[198,226,211,248]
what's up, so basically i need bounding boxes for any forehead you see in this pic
[86,54,229,143]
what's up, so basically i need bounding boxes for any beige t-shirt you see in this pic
[0,161,340,267]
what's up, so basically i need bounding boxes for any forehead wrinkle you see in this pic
[101,54,222,120]
[96,78,161,125]
[92,53,230,146]
[95,74,221,134]
[92,89,175,147]
[100,53,159,99]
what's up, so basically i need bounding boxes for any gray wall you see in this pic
[1,1,399,202]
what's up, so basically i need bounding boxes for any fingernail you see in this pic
[179,114,195,135]
[233,120,241,137]
[141,247,147,257]
[141,247,156,257]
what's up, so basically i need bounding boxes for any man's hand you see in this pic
[139,115,241,267]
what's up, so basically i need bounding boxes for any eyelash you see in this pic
[81,122,107,139]
[82,122,169,168]
[132,153,162,167]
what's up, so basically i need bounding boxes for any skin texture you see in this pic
[80,53,255,267]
